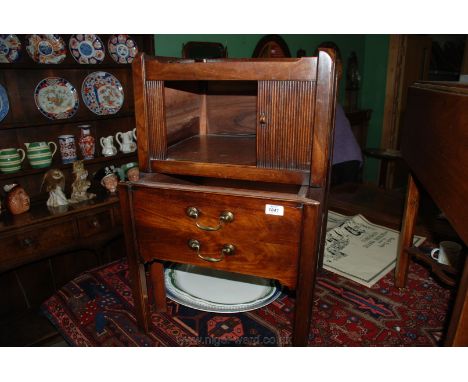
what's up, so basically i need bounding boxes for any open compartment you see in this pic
[164,80,258,166]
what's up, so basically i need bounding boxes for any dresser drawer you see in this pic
[132,185,314,287]
[1,220,76,271]
[77,210,113,238]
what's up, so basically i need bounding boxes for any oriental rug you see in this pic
[41,244,453,346]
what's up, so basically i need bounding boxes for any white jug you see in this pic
[100,136,117,157]
[115,131,137,153]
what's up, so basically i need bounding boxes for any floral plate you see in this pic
[26,34,66,64]
[69,34,105,64]
[164,264,281,313]
[81,71,124,115]
[34,77,79,120]
[0,34,22,63]
[107,34,138,64]
[0,84,9,122]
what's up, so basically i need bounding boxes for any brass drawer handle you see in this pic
[188,239,236,263]
[186,207,234,231]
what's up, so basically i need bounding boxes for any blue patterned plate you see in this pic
[81,71,124,115]
[107,34,138,64]
[0,34,22,63]
[26,34,66,64]
[69,34,105,64]
[0,84,9,122]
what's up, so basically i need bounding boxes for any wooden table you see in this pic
[394,82,468,346]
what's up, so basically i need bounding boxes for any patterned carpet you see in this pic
[41,246,454,346]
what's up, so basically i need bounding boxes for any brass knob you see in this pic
[188,239,200,250]
[222,244,236,256]
[186,207,200,219]
[259,113,267,125]
[220,211,234,223]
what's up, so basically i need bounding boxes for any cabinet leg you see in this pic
[395,173,420,288]
[293,203,320,346]
[119,183,152,333]
[128,261,152,332]
[149,261,167,313]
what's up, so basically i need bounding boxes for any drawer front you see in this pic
[77,210,113,238]
[133,186,306,287]
[1,220,76,271]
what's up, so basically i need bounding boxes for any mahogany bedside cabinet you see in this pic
[119,50,339,346]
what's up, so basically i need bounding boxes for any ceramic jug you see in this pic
[24,141,57,169]
[0,148,26,174]
[132,128,137,141]
[100,135,117,157]
[115,131,137,154]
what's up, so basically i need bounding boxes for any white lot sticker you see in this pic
[265,204,284,216]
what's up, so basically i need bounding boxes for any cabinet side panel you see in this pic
[146,80,167,160]
[164,83,201,145]
[257,81,315,171]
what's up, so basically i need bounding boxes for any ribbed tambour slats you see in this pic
[146,80,167,160]
[257,81,316,170]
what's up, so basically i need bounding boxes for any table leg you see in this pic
[395,173,420,288]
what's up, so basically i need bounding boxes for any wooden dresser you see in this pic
[119,50,339,346]
[0,35,154,345]
[0,197,122,274]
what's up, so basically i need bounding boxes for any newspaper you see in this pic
[324,211,425,288]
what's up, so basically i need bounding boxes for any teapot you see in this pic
[100,135,117,157]
[24,141,57,169]
[115,130,137,154]
[0,148,26,174]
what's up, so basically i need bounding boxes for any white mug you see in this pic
[431,241,462,267]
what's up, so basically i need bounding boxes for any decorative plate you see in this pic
[81,71,124,115]
[164,264,281,313]
[69,34,105,64]
[107,34,138,64]
[26,34,66,64]
[34,77,79,120]
[0,84,9,122]
[0,34,22,63]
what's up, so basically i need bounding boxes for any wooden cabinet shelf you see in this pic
[0,152,137,182]
[0,111,135,130]
[167,135,256,165]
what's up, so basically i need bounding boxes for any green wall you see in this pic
[153,34,388,183]
[361,35,390,182]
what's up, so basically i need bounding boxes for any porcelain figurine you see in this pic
[94,165,119,194]
[42,169,68,207]
[123,162,139,181]
[69,160,95,203]
[4,183,30,215]
[100,135,117,157]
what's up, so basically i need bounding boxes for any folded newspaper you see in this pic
[324,211,425,287]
